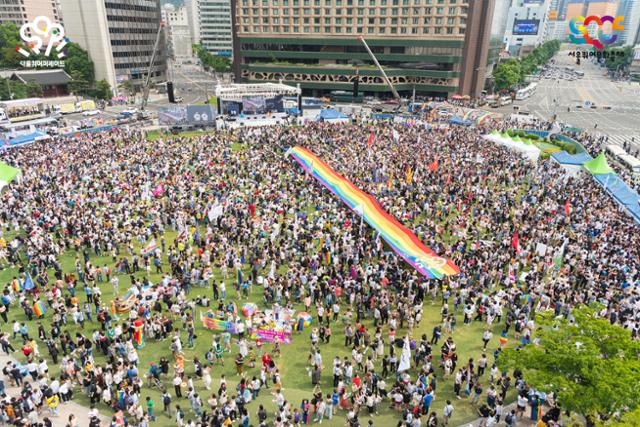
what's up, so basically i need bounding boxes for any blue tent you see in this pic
[550,151,593,165]
[5,131,47,147]
[316,108,349,121]
[448,117,472,126]
[594,173,640,222]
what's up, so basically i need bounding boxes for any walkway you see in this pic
[0,352,110,427]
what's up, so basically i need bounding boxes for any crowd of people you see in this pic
[0,112,636,427]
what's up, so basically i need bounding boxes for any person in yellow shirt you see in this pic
[46,394,59,416]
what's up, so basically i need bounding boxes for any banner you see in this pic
[186,105,215,126]
[242,97,266,114]
[158,106,187,125]
[251,328,291,344]
[286,146,459,279]
[201,312,239,334]
[113,291,138,314]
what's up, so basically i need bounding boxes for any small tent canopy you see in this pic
[0,162,21,191]
[583,152,614,175]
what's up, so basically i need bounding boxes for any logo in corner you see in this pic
[16,16,68,59]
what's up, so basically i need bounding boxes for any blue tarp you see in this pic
[316,109,348,121]
[63,125,119,137]
[594,173,640,223]
[371,113,395,120]
[551,151,593,165]
[449,117,472,126]
[2,131,47,147]
[285,107,301,116]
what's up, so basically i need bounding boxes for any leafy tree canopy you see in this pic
[498,305,640,424]
[192,44,231,73]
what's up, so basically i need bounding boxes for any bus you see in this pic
[329,91,364,103]
[499,95,512,106]
[515,83,537,100]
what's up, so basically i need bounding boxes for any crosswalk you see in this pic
[606,134,640,152]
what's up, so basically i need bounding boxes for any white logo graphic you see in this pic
[193,112,209,122]
[16,16,68,59]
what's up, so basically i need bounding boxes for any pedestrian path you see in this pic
[0,352,110,427]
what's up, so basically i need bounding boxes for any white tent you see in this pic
[483,131,540,162]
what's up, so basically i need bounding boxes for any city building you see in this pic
[618,0,640,45]
[233,0,497,99]
[503,0,551,56]
[163,4,194,64]
[58,0,167,94]
[0,0,62,27]
[585,0,618,16]
[187,0,233,57]
[486,0,511,89]
[630,43,640,81]
[543,18,568,41]
[186,0,202,45]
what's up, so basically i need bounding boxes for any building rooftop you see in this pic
[10,69,72,86]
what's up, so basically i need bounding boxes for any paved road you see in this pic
[493,49,640,153]
[0,352,110,427]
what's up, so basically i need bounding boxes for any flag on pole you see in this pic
[22,274,35,291]
[428,157,439,172]
[140,239,158,256]
[237,269,243,286]
[564,199,571,216]
[11,279,21,292]
[33,300,47,317]
[152,184,164,198]
[499,336,508,347]
[405,166,414,184]
[367,132,374,146]
[326,251,331,266]
[511,231,520,255]
[397,336,412,372]
[387,174,393,191]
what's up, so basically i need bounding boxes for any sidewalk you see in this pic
[460,401,537,427]
[0,352,110,427]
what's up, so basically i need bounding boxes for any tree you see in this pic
[192,44,231,72]
[90,79,112,100]
[0,22,24,69]
[498,305,640,426]
[68,70,89,96]
[493,59,522,91]
[120,80,137,97]
[64,42,95,93]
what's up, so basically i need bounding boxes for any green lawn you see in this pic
[0,136,520,426]
[0,229,516,426]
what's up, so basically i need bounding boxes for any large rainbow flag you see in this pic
[286,146,459,279]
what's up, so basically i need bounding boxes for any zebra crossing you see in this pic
[605,134,640,153]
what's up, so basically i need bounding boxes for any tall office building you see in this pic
[234,0,496,98]
[186,0,234,56]
[0,0,62,27]
[186,0,202,45]
[59,0,167,93]
[586,0,618,16]
[163,4,194,63]
[503,0,551,56]
[618,0,640,45]
[486,0,511,83]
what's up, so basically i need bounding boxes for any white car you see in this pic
[122,108,139,115]
[82,109,100,116]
